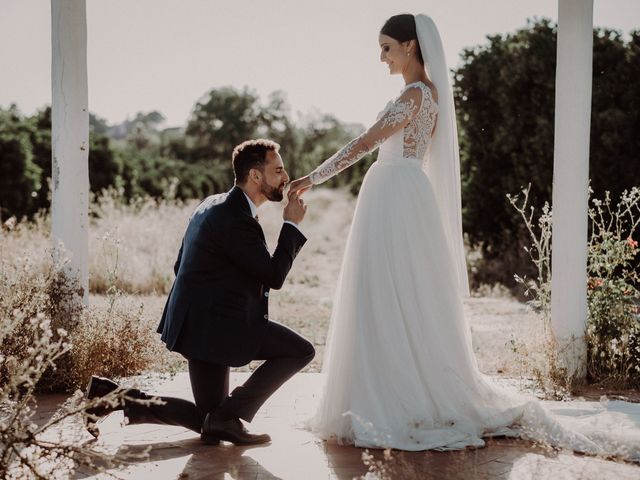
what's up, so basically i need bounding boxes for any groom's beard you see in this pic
[260,179,286,202]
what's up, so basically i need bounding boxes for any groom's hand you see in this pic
[284,190,308,225]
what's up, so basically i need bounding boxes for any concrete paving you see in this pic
[35,373,640,479]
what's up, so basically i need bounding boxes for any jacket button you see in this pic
[263,314,268,320]
[264,292,269,298]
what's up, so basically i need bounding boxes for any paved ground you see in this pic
[36,373,640,479]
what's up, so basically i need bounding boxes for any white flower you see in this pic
[4,216,17,230]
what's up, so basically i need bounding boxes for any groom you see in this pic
[85,139,314,445]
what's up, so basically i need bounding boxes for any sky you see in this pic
[1,0,638,129]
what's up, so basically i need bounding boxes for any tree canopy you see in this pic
[453,19,640,286]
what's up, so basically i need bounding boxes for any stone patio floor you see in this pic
[35,373,640,479]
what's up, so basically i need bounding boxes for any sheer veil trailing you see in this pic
[415,14,470,297]
[307,14,640,458]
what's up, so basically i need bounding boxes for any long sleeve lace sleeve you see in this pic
[309,86,424,185]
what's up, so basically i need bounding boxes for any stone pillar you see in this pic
[51,0,89,304]
[550,0,594,382]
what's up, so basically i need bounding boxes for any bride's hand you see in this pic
[288,175,313,194]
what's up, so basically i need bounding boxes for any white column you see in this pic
[550,0,594,382]
[51,0,89,304]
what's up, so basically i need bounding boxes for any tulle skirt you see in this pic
[307,157,639,458]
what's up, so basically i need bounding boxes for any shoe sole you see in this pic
[200,433,222,445]
[84,376,111,438]
[84,377,100,438]
[200,432,270,446]
[85,376,95,400]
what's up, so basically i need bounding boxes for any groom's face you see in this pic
[258,150,289,202]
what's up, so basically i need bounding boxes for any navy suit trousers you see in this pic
[125,321,315,431]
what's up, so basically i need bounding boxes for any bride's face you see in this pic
[378,34,408,75]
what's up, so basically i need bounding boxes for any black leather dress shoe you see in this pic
[84,375,122,438]
[201,412,271,446]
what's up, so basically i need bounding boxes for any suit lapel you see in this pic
[227,186,266,241]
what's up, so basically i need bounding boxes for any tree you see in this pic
[260,91,302,178]
[27,107,53,211]
[89,135,121,194]
[453,19,640,288]
[89,112,110,136]
[25,107,123,205]
[589,29,640,198]
[117,149,225,200]
[295,112,363,188]
[184,87,261,163]
[0,108,42,220]
[0,87,378,215]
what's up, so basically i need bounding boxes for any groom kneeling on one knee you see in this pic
[84,139,314,445]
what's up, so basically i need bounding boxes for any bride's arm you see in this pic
[306,86,424,186]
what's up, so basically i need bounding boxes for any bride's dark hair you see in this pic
[380,14,424,65]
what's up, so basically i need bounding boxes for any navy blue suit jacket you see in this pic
[157,186,307,366]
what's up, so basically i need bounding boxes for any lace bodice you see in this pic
[309,81,438,185]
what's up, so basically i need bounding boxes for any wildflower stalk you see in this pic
[509,184,640,391]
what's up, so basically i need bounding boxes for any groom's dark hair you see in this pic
[380,14,424,65]
[232,139,280,183]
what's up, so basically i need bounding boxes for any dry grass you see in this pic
[0,191,190,296]
[0,235,171,392]
[88,191,189,295]
[57,296,175,391]
[1,187,548,381]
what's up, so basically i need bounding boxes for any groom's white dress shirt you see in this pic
[242,191,303,234]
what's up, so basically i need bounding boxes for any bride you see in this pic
[288,14,639,457]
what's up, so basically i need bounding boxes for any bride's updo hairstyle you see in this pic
[380,14,424,66]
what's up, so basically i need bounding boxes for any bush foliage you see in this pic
[0,88,361,222]
[454,19,640,289]
[511,185,640,390]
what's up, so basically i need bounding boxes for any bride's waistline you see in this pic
[375,156,424,168]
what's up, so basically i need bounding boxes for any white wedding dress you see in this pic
[305,81,640,459]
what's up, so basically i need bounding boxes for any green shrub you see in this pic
[584,190,640,386]
[455,21,640,290]
[510,185,640,389]
[0,120,42,220]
